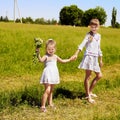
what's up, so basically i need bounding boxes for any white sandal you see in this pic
[90,93,97,98]
[85,96,95,104]
[40,107,47,112]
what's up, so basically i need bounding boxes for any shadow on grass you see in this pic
[0,81,85,110]
[3,76,120,110]
[54,87,85,99]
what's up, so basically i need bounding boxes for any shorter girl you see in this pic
[72,19,103,103]
[36,39,72,112]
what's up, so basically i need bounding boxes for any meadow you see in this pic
[0,22,120,120]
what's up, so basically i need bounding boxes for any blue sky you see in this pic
[0,0,120,26]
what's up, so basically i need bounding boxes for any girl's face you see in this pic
[46,44,56,56]
[90,25,99,34]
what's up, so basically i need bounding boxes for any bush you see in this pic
[115,22,120,28]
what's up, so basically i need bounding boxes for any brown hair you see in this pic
[46,39,56,48]
[89,19,100,26]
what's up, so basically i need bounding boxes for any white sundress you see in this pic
[40,55,60,84]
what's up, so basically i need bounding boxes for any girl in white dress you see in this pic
[36,39,72,112]
[72,19,103,103]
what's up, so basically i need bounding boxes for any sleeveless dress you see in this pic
[40,55,60,84]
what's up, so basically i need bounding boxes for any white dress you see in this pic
[78,32,102,73]
[40,55,60,84]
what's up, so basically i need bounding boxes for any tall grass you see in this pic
[0,23,120,76]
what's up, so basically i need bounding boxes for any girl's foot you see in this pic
[85,96,95,104]
[49,104,56,110]
[40,107,47,112]
[90,93,97,98]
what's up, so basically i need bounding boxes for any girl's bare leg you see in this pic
[84,70,92,97]
[41,84,51,111]
[48,84,54,106]
[84,70,95,103]
[89,72,102,94]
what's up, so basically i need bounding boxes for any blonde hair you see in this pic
[46,39,56,48]
[89,19,100,26]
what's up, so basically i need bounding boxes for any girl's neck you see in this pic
[89,31,97,36]
[46,53,54,57]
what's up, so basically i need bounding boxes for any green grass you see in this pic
[0,23,119,76]
[0,23,120,120]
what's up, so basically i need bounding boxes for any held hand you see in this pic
[70,54,78,61]
[69,57,74,61]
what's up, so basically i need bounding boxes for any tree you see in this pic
[22,17,26,23]
[115,22,120,28]
[111,7,117,28]
[0,16,4,21]
[35,18,45,24]
[4,16,9,22]
[81,6,107,26]
[25,17,33,23]
[15,18,21,23]
[50,19,57,25]
[59,5,83,26]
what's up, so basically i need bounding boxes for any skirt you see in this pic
[78,55,101,73]
[40,66,60,84]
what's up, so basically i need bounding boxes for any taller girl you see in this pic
[72,19,103,103]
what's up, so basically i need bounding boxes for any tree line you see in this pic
[0,16,9,22]
[0,16,57,25]
[0,5,120,28]
[60,5,120,28]
[16,17,57,25]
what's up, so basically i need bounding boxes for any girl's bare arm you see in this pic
[37,53,47,62]
[99,56,103,68]
[71,49,81,60]
[36,48,46,62]
[57,56,71,63]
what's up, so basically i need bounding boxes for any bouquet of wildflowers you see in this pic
[33,38,43,63]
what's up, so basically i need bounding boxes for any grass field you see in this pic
[0,23,120,120]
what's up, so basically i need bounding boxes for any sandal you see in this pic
[90,93,97,98]
[85,96,95,104]
[40,107,47,112]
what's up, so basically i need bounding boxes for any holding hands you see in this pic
[70,49,80,61]
[70,54,78,61]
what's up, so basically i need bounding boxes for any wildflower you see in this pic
[33,38,43,63]
[34,38,43,48]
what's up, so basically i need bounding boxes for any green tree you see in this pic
[111,7,117,28]
[51,19,57,25]
[115,22,120,28]
[4,16,9,22]
[25,17,33,23]
[0,16,4,21]
[59,5,83,26]
[15,18,21,23]
[22,17,26,23]
[81,6,107,26]
[35,18,45,24]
